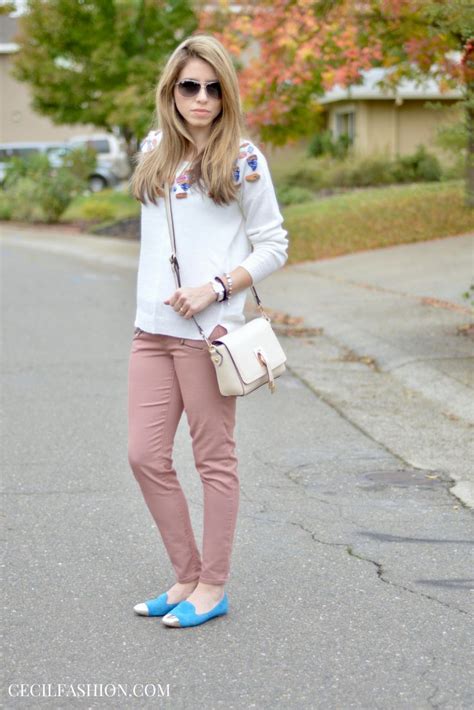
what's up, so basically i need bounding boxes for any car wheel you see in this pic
[88,175,107,192]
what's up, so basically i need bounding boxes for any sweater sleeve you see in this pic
[235,141,289,285]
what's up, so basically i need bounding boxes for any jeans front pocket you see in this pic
[181,337,207,350]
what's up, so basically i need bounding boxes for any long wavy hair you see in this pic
[130,34,247,207]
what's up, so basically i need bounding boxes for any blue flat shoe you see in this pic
[134,592,179,617]
[162,592,229,628]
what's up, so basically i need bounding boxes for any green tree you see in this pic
[10,0,198,152]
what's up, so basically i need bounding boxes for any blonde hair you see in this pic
[130,34,247,206]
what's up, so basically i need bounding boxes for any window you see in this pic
[334,111,355,143]
[71,139,110,154]
[10,148,39,159]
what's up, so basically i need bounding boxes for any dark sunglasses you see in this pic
[175,79,222,100]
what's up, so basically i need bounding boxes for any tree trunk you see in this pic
[462,39,474,208]
[466,97,474,208]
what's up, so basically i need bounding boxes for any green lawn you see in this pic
[61,188,139,223]
[283,180,473,263]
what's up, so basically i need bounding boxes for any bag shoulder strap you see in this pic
[164,183,180,287]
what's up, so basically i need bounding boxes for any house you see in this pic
[317,66,463,158]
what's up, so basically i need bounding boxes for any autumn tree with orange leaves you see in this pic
[199,0,474,205]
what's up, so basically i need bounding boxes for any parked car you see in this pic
[66,133,131,181]
[0,137,126,192]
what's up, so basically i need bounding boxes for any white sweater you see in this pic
[133,129,289,339]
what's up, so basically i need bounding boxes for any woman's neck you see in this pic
[187,125,212,156]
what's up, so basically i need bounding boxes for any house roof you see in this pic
[318,67,463,104]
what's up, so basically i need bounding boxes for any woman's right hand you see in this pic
[164,283,216,319]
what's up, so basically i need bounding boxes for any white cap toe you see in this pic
[134,603,149,616]
[162,613,180,627]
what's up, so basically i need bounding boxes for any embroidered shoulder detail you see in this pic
[234,140,261,184]
[140,129,161,153]
[173,169,191,199]
[239,141,255,153]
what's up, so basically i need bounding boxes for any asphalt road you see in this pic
[1,230,473,709]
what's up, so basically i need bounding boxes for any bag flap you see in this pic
[214,317,286,384]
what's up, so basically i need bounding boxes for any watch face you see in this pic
[211,280,224,301]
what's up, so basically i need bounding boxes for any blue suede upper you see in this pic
[145,592,179,616]
[166,593,228,627]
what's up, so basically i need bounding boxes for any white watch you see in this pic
[210,279,225,302]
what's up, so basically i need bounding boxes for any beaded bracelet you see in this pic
[224,272,233,302]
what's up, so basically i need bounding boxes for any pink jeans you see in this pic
[127,323,239,585]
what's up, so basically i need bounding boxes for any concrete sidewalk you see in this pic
[270,233,473,416]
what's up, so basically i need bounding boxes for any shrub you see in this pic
[1,148,95,222]
[392,145,441,183]
[80,201,117,221]
[434,105,467,177]
[0,192,12,220]
[307,130,351,159]
[344,157,396,187]
[276,185,315,206]
[442,160,465,180]
[4,177,44,221]
[283,160,328,191]
[3,153,50,189]
[38,171,83,222]
[59,145,97,183]
[332,133,351,159]
[307,130,334,158]
[283,145,442,191]
[416,153,442,181]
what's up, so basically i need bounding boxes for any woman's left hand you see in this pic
[164,283,216,319]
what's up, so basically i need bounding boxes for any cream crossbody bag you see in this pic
[164,185,287,396]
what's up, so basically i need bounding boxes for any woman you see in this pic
[127,34,288,628]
